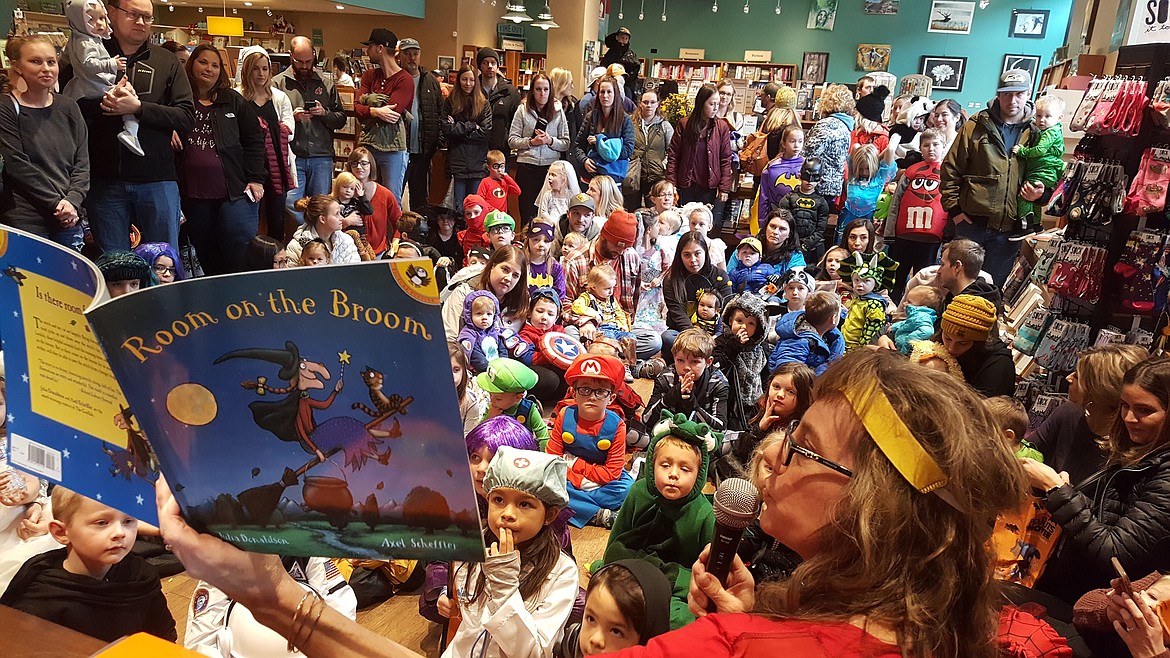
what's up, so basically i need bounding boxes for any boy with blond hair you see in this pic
[0,487,176,641]
[477,149,521,214]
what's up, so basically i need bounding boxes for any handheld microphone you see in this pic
[705,478,762,596]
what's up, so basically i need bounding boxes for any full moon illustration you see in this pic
[167,383,217,426]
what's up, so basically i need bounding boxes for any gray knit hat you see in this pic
[483,446,569,508]
[96,250,151,287]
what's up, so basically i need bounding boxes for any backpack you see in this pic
[739,131,770,177]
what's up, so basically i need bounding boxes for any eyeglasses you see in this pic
[489,163,507,170]
[350,160,371,168]
[777,420,854,478]
[488,226,513,234]
[574,386,613,399]
[110,4,154,23]
[153,264,176,276]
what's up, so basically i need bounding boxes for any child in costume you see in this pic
[633,209,669,334]
[839,251,898,350]
[728,237,771,295]
[778,157,831,263]
[457,194,490,259]
[554,559,672,658]
[595,411,718,630]
[62,0,143,157]
[483,210,517,253]
[756,124,804,220]
[690,290,723,336]
[777,267,816,314]
[908,339,963,379]
[546,354,634,528]
[712,293,770,432]
[133,242,187,284]
[478,150,522,214]
[1011,95,1066,240]
[889,285,943,355]
[523,219,566,301]
[444,447,579,658]
[458,290,505,372]
[517,287,567,368]
[478,358,549,449]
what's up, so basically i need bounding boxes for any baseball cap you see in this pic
[397,37,420,51]
[483,210,516,231]
[997,69,1032,94]
[476,358,538,394]
[361,28,398,48]
[736,237,763,254]
[568,193,595,212]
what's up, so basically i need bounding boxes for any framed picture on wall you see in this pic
[927,1,975,35]
[856,44,891,72]
[801,52,829,84]
[920,55,967,92]
[1001,54,1042,94]
[437,55,455,78]
[1009,9,1050,39]
[337,89,355,111]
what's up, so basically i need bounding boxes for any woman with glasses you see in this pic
[443,65,492,213]
[156,349,1026,658]
[134,242,187,283]
[236,47,295,243]
[175,44,265,275]
[624,88,673,210]
[345,146,402,255]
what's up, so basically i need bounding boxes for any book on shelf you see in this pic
[0,227,486,563]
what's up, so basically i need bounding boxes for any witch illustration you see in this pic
[101,405,160,482]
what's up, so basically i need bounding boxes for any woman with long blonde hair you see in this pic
[549,67,581,144]
[237,48,296,242]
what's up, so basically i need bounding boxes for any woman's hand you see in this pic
[18,502,50,540]
[688,544,756,617]
[436,593,461,619]
[587,135,597,146]
[171,130,184,152]
[0,472,39,507]
[156,476,293,610]
[54,199,79,227]
[1108,589,1168,658]
[436,257,453,268]
[246,182,265,202]
[584,158,598,174]
[1019,457,1069,492]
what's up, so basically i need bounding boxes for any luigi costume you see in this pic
[478,359,550,449]
[594,411,718,630]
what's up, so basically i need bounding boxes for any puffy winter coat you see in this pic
[442,98,492,178]
[768,310,844,375]
[1036,447,1170,605]
[804,112,854,197]
[414,68,446,155]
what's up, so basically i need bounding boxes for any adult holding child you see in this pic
[573,75,634,185]
[177,44,266,276]
[0,35,89,249]
[354,29,414,202]
[236,47,296,244]
[441,244,530,339]
[346,146,402,255]
[508,72,571,225]
[666,85,734,236]
[153,348,1027,658]
[625,87,674,210]
[660,231,732,355]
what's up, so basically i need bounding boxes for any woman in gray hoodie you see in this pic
[508,72,570,225]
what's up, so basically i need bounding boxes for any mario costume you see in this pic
[546,354,634,527]
[477,359,550,449]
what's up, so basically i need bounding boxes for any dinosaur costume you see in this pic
[838,251,898,351]
[594,411,718,630]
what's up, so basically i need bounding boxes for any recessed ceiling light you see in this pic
[243,1,252,5]
[336,4,344,7]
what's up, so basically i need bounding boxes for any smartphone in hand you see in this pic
[304,100,319,111]
[1112,556,1134,596]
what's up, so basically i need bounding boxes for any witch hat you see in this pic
[214,340,302,381]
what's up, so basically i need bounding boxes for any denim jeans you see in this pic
[453,177,484,213]
[286,156,335,223]
[86,178,181,252]
[182,196,260,275]
[953,220,1020,289]
[633,327,663,362]
[372,149,408,203]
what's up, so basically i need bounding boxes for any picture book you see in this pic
[85,259,484,562]
[0,228,158,524]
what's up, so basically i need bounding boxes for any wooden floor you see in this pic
[162,378,654,655]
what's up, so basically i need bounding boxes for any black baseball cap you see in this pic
[361,28,398,48]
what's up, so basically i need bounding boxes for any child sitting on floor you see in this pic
[728,238,771,296]
[546,354,634,528]
[523,219,566,300]
[458,290,505,372]
[478,358,550,449]
[644,327,729,432]
[691,290,723,337]
[769,290,844,376]
[889,285,943,355]
[554,559,671,658]
[0,487,177,642]
[713,293,770,432]
[571,263,633,344]
[595,411,718,630]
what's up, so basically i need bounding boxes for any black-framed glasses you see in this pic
[574,386,613,399]
[110,4,154,23]
[779,420,854,478]
[350,160,371,168]
[153,264,177,276]
[488,225,513,234]
[489,163,507,170]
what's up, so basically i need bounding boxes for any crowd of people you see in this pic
[3,6,1170,658]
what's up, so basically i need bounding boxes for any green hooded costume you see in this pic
[593,411,717,630]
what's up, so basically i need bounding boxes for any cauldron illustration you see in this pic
[302,476,353,530]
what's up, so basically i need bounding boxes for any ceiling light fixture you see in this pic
[774,0,781,13]
[501,2,532,22]
[617,0,623,19]
[743,0,749,12]
[168,5,174,11]
[531,3,559,29]
[661,0,667,21]
[638,0,644,20]
[243,1,251,5]
[712,0,717,12]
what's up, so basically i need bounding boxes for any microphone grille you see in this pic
[712,478,762,529]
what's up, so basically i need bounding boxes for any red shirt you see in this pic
[354,67,414,123]
[362,182,402,254]
[477,174,521,214]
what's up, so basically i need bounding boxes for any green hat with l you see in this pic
[476,358,538,393]
[483,210,516,231]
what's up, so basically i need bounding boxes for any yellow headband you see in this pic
[843,379,950,496]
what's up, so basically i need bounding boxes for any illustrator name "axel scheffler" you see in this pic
[119,287,434,363]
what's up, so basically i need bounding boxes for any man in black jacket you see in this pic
[600,27,640,100]
[476,47,520,159]
[397,37,444,211]
[85,0,194,253]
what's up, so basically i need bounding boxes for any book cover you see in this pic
[86,260,484,562]
[0,228,159,524]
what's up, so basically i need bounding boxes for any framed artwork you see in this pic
[807,0,838,30]
[927,1,975,35]
[336,116,357,136]
[801,52,829,84]
[333,139,354,158]
[795,80,817,112]
[856,44,891,72]
[338,89,355,111]
[1010,9,1050,39]
[920,56,967,92]
[863,0,899,14]
[436,55,455,77]
[1002,54,1042,94]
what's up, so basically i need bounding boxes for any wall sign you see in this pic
[679,47,706,60]
[1128,0,1170,45]
[744,50,772,63]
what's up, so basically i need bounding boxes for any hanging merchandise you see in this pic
[1048,241,1108,304]
[1115,229,1170,314]
[1094,325,1127,346]
[1033,317,1092,372]
[1069,78,1107,133]
[1150,77,1170,129]
[1026,392,1068,434]
[1029,235,1063,286]
[1051,160,1129,227]
[1123,147,1170,216]
[1013,305,1053,355]
[1072,77,1149,137]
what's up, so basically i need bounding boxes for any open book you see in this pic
[1,228,484,562]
